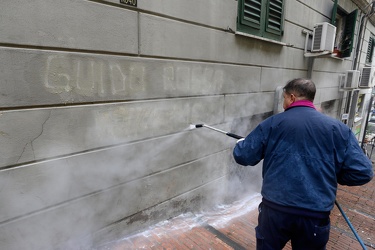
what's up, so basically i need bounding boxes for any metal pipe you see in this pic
[192,124,243,139]
[361,95,374,149]
[335,200,367,250]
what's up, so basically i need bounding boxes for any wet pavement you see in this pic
[95,161,375,249]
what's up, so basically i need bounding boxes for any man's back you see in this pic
[234,106,373,212]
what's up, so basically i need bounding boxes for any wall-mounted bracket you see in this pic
[304,51,331,57]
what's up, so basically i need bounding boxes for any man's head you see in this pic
[283,78,316,109]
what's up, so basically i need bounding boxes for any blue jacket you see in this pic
[233,105,373,212]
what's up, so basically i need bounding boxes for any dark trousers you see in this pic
[256,202,330,250]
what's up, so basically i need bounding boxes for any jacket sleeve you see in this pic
[337,131,374,186]
[233,124,265,166]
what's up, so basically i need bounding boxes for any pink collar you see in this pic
[286,100,316,110]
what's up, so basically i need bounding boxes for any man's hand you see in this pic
[237,138,245,143]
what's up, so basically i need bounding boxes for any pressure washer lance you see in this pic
[191,123,367,250]
[190,124,243,139]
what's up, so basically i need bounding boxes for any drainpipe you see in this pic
[345,2,375,146]
[353,14,368,71]
[356,2,375,148]
[346,13,367,128]
[307,57,314,79]
[361,94,374,149]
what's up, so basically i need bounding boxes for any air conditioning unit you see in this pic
[311,22,336,52]
[343,70,360,89]
[359,67,375,88]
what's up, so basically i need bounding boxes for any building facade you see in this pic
[0,0,374,249]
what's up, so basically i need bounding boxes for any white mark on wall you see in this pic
[163,65,224,94]
[163,66,176,91]
[129,65,145,93]
[45,55,224,98]
[45,56,73,93]
[110,64,127,95]
[76,60,105,97]
[45,56,147,97]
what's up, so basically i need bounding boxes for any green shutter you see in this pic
[242,0,262,29]
[366,37,374,64]
[331,0,338,26]
[265,0,284,37]
[238,0,264,35]
[237,0,284,40]
[341,9,358,58]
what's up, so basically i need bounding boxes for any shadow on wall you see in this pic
[227,156,263,203]
[225,112,273,203]
[230,112,274,137]
[321,100,337,116]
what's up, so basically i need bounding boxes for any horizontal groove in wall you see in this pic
[0,43,138,57]
[86,0,233,33]
[0,95,214,111]
[0,92,273,111]
[0,43,306,73]
[286,19,313,33]
[0,119,236,171]
[295,0,332,19]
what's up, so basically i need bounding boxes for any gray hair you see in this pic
[283,78,316,101]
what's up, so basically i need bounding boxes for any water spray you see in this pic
[190,123,367,249]
[190,124,243,139]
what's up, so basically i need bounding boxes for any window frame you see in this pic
[331,0,358,58]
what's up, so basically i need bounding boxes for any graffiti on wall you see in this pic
[44,55,224,99]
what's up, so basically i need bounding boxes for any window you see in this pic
[331,0,358,58]
[366,35,375,65]
[237,0,285,41]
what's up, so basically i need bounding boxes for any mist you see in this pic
[1,108,267,250]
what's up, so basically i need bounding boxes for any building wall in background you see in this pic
[0,0,373,249]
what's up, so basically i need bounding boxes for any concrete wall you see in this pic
[0,0,370,249]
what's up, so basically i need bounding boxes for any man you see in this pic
[233,78,373,249]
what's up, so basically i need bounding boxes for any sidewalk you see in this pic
[96,166,375,250]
